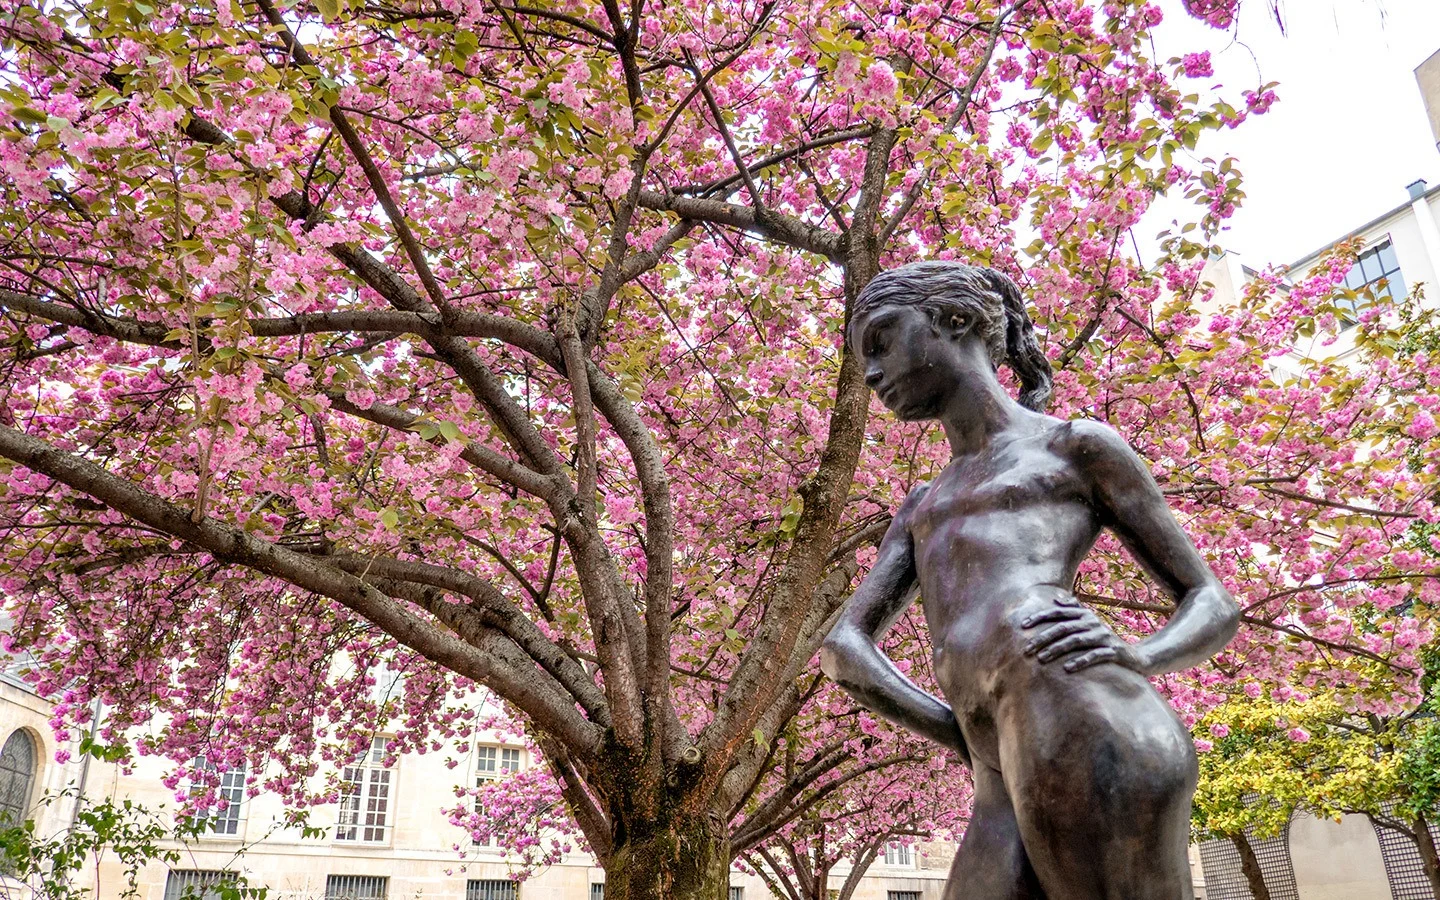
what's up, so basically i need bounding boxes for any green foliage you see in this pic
[0,791,266,900]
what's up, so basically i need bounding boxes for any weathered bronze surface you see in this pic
[821,261,1240,900]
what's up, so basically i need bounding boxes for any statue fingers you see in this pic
[1061,647,1119,672]
[1019,607,1085,629]
[1022,620,1089,656]
[1035,629,1110,663]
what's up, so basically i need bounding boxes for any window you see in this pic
[326,875,388,899]
[163,870,240,900]
[0,730,35,826]
[476,745,522,778]
[887,893,921,900]
[466,880,518,900]
[729,888,744,900]
[473,745,523,846]
[1338,241,1404,325]
[336,737,392,843]
[590,885,605,900]
[883,842,914,866]
[191,759,246,837]
[371,660,406,705]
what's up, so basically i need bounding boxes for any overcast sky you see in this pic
[1141,0,1440,267]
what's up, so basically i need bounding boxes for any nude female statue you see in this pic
[820,262,1240,900]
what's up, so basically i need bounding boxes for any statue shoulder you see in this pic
[1051,418,1155,494]
[893,481,934,530]
[1052,417,1132,461]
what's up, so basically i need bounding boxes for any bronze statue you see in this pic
[821,262,1239,899]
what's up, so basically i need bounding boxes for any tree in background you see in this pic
[732,671,970,900]
[1189,279,1440,899]
[738,743,970,900]
[0,0,1434,895]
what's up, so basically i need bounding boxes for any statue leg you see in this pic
[1000,700,1197,900]
[943,763,1046,900]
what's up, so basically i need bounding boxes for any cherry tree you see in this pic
[0,0,1432,895]
[735,680,972,900]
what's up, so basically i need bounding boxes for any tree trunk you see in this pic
[1412,814,1440,900]
[1232,834,1272,900]
[604,811,731,900]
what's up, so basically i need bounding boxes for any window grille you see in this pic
[590,884,605,900]
[163,870,239,900]
[1369,803,1440,900]
[336,737,392,843]
[191,759,246,836]
[466,879,518,900]
[0,730,35,827]
[887,892,921,900]
[1338,241,1404,325]
[1197,831,1300,900]
[883,842,914,866]
[325,875,388,899]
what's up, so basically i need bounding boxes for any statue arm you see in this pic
[1071,421,1241,676]
[820,485,969,760]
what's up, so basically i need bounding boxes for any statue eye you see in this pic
[866,331,888,357]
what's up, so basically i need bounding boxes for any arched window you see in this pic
[0,730,36,826]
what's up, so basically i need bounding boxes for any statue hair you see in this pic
[848,261,1054,412]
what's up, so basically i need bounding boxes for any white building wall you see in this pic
[1289,813,1391,900]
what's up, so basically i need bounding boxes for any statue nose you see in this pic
[864,368,884,388]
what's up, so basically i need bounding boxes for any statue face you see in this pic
[852,303,959,422]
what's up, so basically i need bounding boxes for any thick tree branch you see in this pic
[534,731,614,860]
[634,191,843,262]
[732,752,917,854]
[0,424,603,758]
[325,393,562,501]
[326,552,610,725]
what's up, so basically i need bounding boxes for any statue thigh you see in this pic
[942,764,1046,900]
[946,727,1196,900]
[998,703,1198,900]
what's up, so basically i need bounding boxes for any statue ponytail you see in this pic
[987,269,1054,413]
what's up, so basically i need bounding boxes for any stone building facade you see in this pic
[1419,49,1440,151]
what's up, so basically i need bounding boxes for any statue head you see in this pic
[846,261,1053,419]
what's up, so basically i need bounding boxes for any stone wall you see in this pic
[1418,49,1440,150]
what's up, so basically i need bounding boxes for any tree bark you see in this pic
[1413,814,1440,900]
[1232,833,1271,900]
[604,810,731,900]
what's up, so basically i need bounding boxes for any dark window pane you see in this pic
[0,731,36,826]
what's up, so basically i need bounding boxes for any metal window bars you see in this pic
[325,875,388,899]
[465,879,518,900]
[163,870,239,900]
[1197,829,1300,900]
[1369,801,1440,900]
